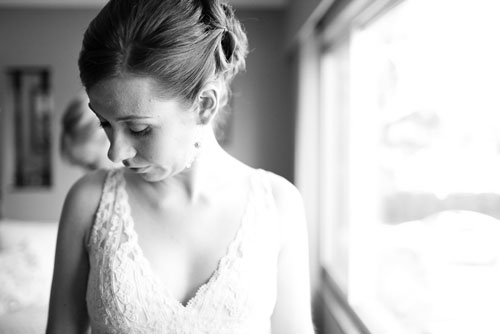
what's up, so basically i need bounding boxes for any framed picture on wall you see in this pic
[8,67,53,188]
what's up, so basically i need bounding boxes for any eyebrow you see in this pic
[88,103,154,122]
[116,115,154,121]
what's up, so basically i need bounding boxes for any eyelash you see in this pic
[98,121,151,137]
[129,126,151,137]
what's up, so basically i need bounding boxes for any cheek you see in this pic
[135,140,159,161]
[153,127,195,157]
[135,133,182,163]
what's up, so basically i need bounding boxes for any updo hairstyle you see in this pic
[78,0,248,109]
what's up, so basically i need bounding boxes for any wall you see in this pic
[285,0,327,300]
[0,9,96,222]
[232,10,293,181]
[285,0,324,47]
[0,8,292,221]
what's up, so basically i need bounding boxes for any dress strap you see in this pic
[88,168,125,250]
[254,169,276,209]
[252,169,282,249]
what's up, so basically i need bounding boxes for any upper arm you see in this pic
[46,171,105,334]
[269,174,315,334]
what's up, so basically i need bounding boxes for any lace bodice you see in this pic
[86,168,281,334]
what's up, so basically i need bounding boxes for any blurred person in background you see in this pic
[60,92,116,171]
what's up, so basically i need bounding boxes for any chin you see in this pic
[139,173,159,182]
[137,167,171,183]
[138,171,163,183]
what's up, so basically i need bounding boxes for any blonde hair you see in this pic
[60,93,108,169]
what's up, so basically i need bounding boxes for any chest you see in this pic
[86,170,281,333]
[127,187,251,304]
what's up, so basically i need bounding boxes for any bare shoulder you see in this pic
[261,170,304,214]
[59,169,109,240]
[64,169,107,213]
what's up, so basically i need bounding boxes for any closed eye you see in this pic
[129,124,151,137]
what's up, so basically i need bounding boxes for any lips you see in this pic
[129,166,149,173]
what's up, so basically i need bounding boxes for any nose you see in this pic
[107,132,136,164]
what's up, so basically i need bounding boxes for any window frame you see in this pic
[316,0,409,332]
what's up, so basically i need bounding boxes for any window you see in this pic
[320,0,500,333]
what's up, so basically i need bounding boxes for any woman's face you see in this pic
[88,75,200,182]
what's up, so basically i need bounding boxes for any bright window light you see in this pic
[321,0,500,333]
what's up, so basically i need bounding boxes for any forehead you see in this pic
[88,75,157,115]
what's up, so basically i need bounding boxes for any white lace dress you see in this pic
[86,168,281,334]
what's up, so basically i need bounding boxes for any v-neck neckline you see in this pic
[119,168,258,309]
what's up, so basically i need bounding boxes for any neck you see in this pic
[180,130,228,199]
[145,130,238,205]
